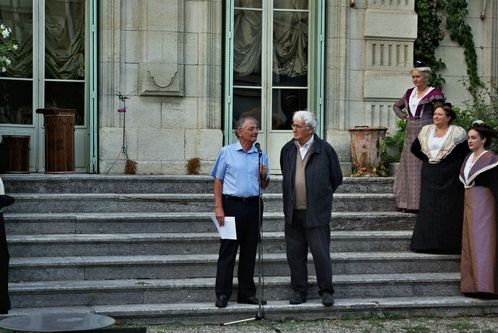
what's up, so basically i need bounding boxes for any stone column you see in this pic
[363,0,417,131]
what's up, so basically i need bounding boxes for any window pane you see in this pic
[45,81,84,125]
[272,89,307,130]
[234,0,262,8]
[233,9,262,86]
[273,11,308,86]
[233,88,261,130]
[45,0,85,80]
[0,79,33,124]
[274,0,308,10]
[0,0,33,78]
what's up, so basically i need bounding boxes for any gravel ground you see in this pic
[147,316,498,333]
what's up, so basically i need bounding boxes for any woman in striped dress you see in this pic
[392,62,444,211]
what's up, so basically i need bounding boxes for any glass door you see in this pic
[225,0,324,174]
[0,0,90,172]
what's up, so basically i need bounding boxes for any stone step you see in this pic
[8,273,460,308]
[4,212,415,235]
[1,175,395,194]
[3,296,497,324]
[9,252,459,282]
[7,231,412,257]
[4,193,396,214]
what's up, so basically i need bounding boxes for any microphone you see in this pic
[255,142,262,155]
[116,92,129,101]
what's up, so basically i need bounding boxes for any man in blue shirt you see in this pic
[211,116,270,308]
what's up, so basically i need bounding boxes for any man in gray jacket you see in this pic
[280,111,343,306]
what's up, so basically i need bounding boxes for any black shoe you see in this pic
[321,292,334,307]
[289,291,306,305]
[215,295,228,308]
[237,296,267,305]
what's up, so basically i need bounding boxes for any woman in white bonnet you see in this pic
[0,176,15,314]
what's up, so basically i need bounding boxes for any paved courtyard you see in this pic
[148,315,498,333]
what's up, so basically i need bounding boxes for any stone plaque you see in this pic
[139,0,185,96]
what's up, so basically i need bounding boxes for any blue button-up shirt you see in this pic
[211,141,270,197]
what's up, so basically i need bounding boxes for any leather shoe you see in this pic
[321,292,334,307]
[289,290,306,305]
[215,295,228,308]
[237,296,267,305]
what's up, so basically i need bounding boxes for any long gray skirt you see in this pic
[393,118,431,210]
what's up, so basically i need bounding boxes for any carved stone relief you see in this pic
[139,0,185,96]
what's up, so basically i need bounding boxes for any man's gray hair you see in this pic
[293,111,317,131]
[234,116,259,138]
[235,116,259,130]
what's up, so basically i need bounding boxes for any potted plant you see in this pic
[348,126,388,176]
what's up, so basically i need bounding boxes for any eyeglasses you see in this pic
[291,124,309,130]
[242,126,259,132]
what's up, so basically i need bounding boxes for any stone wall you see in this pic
[97,0,496,175]
[436,1,498,106]
[325,0,417,172]
[99,0,222,175]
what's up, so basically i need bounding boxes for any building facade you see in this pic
[1,0,497,175]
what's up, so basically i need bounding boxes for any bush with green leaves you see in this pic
[0,23,17,73]
[454,83,498,152]
[380,120,406,164]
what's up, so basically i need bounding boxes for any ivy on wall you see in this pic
[414,0,483,96]
[414,0,445,88]
[443,0,484,96]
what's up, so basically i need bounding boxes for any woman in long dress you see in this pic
[410,103,468,253]
[393,62,445,211]
[459,122,498,298]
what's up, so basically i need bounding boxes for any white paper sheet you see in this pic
[211,215,237,240]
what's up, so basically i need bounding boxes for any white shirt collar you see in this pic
[296,135,314,149]
[296,135,314,159]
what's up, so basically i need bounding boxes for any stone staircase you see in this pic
[1,174,497,324]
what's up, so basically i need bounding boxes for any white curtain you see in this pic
[233,1,308,80]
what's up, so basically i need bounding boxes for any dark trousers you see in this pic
[0,213,10,314]
[285,209,334,295]
[215,198,261,299]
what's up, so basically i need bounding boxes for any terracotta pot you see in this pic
[348,126,387,174]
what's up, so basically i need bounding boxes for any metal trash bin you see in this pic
[36,108,76,173]
[1,135,30,173]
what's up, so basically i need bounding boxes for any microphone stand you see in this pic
[223,143,266,325]
[255,146,265,320]
[106,92,131,174]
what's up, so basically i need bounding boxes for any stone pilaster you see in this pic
[363,0,417,131]
[98,0,222,174]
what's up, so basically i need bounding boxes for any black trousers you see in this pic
[285,209,334,295]
[215,197,261,299]
[0,213,10,314]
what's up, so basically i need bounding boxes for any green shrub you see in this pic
[454,83,498,152]
[380,120,406,164]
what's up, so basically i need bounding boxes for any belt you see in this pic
[223,195,260,202]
